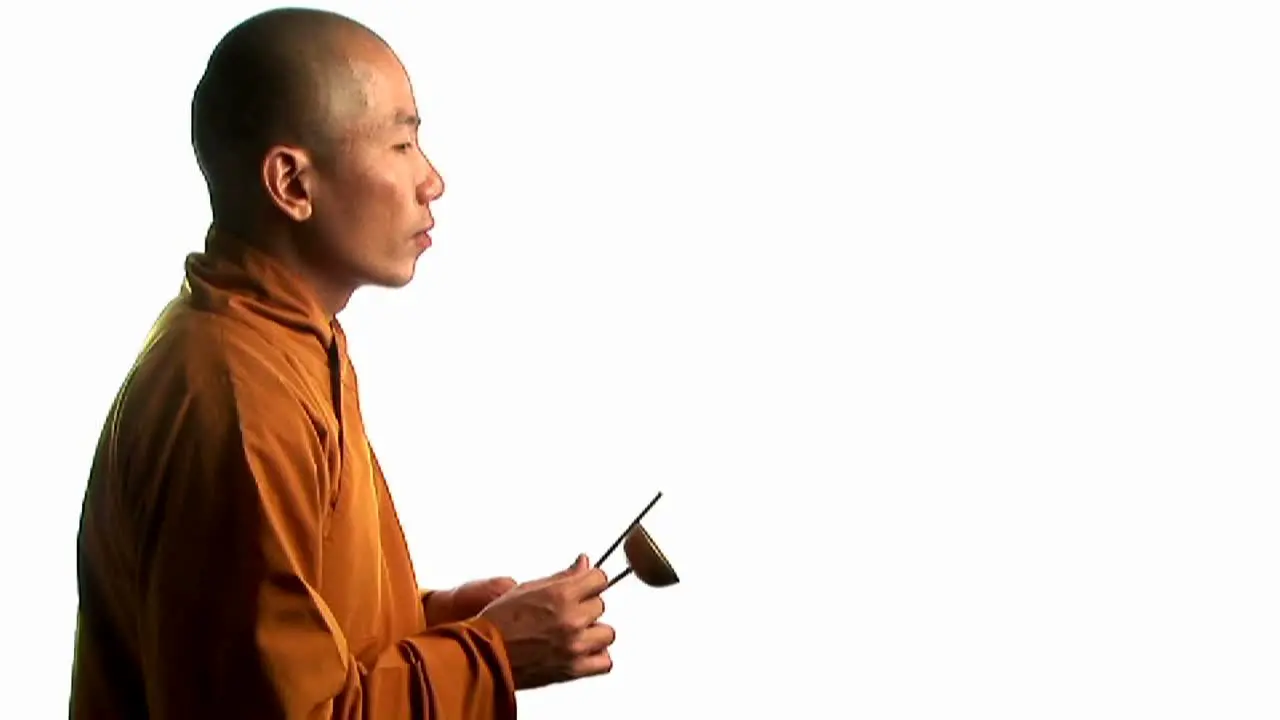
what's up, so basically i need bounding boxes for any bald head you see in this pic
[191,8,390,221]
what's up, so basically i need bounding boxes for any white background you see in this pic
[2,1,1279,717]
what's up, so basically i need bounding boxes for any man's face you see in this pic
[307,44,444,289]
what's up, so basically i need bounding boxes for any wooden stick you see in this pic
[605,566,633,590]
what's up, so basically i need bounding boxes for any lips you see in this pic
[412,216,434,249]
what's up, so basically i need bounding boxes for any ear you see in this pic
[260,145,315,222]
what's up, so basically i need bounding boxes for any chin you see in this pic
[368,262,418,289]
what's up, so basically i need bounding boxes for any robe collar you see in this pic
[183,224,338,350]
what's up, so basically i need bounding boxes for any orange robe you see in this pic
[70,229,517,719]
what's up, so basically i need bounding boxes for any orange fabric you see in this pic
[71,227,517,719]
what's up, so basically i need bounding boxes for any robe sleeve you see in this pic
[134,365,517,719]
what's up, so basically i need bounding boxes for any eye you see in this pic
[393,142,414,152]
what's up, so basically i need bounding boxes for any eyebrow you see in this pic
[394,111,421,128]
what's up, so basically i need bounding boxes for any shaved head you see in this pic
[189,8,444,309]
[192,8,387,221]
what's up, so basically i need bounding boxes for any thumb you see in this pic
[528,554,589,588]
[550,554,590,580]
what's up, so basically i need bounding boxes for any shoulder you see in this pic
[117,301,336,468]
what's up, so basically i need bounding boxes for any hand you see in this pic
[426,576,518,625]
[479,554,615,690]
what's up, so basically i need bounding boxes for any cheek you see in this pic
[358,168,417,224]
[315,163,420,262]
[325,175,398,231]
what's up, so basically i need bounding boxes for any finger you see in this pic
[462,577,516,598]
[556,554,589,578]
[487,576,518,594]
[572,622,616,655]
[566,595,605,629]
[526,555,590,589]
[571,649,613,679]
[569,567,610,599]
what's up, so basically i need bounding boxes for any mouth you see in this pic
[413,227,433,250]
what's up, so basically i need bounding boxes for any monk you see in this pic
[69,8,615,719]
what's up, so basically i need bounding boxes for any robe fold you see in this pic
[70,228,517,719]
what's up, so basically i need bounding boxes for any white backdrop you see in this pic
[2,1,1279,717]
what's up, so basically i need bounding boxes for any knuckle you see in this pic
[558,612,581,634]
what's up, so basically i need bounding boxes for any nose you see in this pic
[417,154,444,205]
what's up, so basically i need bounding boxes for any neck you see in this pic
[269,242,356,317]
[211,217,357,316]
